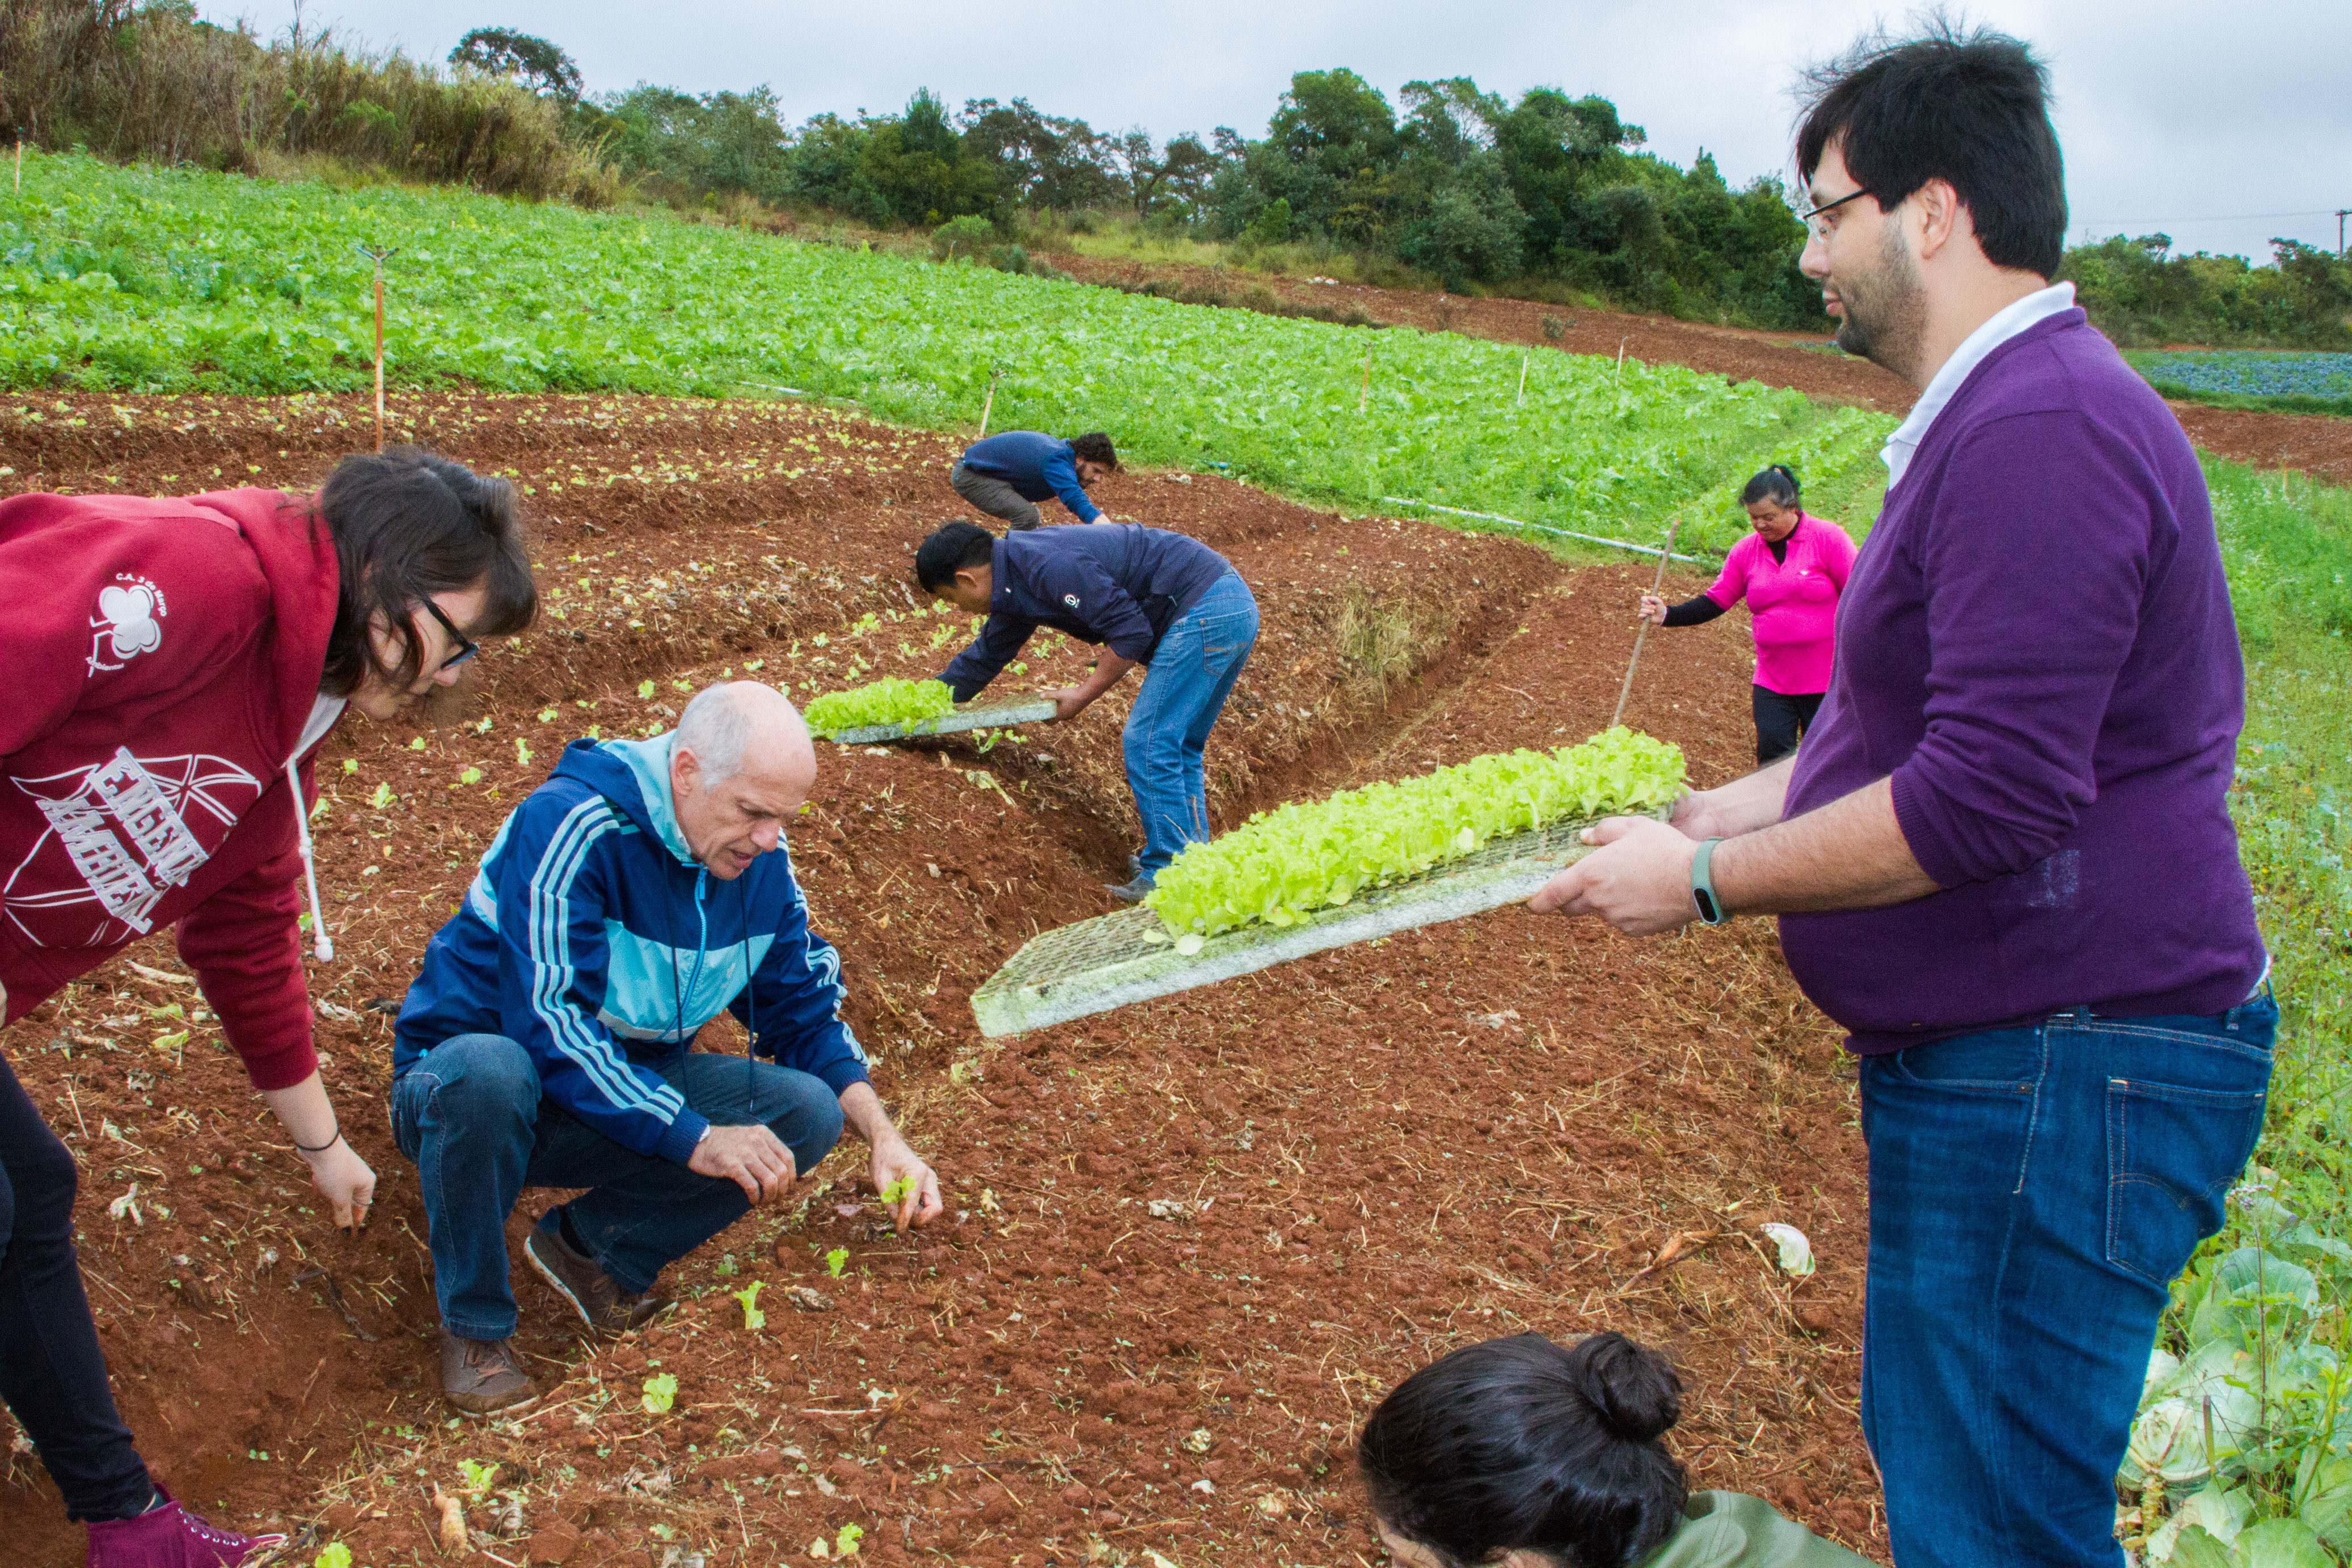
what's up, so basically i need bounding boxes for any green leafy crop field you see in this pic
[0,154,1889,558]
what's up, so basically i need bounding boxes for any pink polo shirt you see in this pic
[1704,514,1858,695]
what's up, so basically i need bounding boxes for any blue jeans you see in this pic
[390,1034,845,1340]
[1126,572,1258,874]
[1858,990,2276,1567]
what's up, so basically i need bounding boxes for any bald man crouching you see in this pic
[389,682,943,1413]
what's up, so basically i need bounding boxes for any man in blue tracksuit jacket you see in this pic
[949,429,1118,531]
[916,519,1259,901]
[390,683,941,1413]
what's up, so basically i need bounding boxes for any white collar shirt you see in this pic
[1881,281,2078,491]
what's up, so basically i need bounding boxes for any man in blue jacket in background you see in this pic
[950,429,1118,530]
[392,682,942,1414]
[918,519,1257,901]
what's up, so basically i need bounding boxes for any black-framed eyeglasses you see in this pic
[1801,187,1874,235]
[419,597,479,673]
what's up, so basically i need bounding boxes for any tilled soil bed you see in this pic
[1,393,1879,1566]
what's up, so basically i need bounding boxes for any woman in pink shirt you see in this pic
[1639,466,1858,763]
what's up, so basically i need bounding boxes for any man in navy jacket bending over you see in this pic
[919,519,1258,901]
[392,682,942,1414]
[950,430,1118,531]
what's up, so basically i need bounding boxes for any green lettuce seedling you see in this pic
[458,1458,499,1494]
[1145,726,1684,940]
[804,678,956,735]
[879,1176,917,1210]
[641,1372,678,1414]
[733,1280,765,1331]
[825,1247,850,1278]
[835,1523,865,1558]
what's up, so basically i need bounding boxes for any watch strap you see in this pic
[1690,836,1729,925]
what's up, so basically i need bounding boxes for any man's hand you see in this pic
[303,1138,377,1231]
[690,1125,799,1204]
[868,1136,944,1231]
[1045,686,1092,722]
[1528,815,1700,935]
[839,1081,944,1231]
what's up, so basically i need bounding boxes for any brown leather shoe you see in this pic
[439,1330,540,1415]
[525,1223,672,1334]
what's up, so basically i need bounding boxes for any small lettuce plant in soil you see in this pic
[1146,725,1683,940]
[803,677,956,735]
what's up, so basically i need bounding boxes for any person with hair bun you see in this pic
[1358,1332,1867,1568]
[1639,466,1857,765]
[0,447,537,1566]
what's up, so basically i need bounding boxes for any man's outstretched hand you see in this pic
[870,1135,944,1231]
[691,1124,799,1204]
[1528,815,1701,935]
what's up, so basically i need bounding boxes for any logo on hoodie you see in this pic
[88,577,166,675]
[6,747,256,944]
[1063,594,1081,610]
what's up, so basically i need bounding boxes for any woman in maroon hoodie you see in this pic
[0,448,535,1567]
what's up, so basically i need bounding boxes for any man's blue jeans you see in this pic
[1859,990,2275,1566]
[1126,572,1258,874]
[390,1034,845,1341]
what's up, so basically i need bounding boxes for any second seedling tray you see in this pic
[819,697,1059,746]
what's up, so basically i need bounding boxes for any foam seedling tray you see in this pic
[971,811,1648,1037]
[818,697,1059,746]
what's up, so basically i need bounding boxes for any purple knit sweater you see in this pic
[1779,309,2266,1052]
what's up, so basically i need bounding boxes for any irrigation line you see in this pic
[1377,497,1712,564]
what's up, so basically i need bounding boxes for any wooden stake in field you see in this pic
[1358,350,1373,413]
[356,242,398,451]
[977,364,1004,438]
[13,139,22,195]
[1516,349,1530,406]
[1611,512,1689,729]
[1615,337,1628,380]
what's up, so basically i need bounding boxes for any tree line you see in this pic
[4,6,2346,343]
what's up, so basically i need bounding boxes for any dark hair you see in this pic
[1070,432,1119,470]
[1741,465,1801,510]
[1796,24,2066,278]
[315,447,537,698]
[915,519,999,591]
[1357,1333,1687,1568]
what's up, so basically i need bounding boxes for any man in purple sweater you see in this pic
[1531,27,2271,1567]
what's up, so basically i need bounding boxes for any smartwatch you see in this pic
[1690,837,1729,925]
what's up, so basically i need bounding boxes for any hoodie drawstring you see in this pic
[289,759,333,962]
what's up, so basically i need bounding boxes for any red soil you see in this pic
[0,392,1878,1566]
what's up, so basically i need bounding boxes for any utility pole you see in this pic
[2339,209,2350,258]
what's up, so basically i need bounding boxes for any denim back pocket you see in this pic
[2106,1075,2269,1287]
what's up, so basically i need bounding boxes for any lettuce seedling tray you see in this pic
[819,698,1059,746]
[971,812,1642,1037]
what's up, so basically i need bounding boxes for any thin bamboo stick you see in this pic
[1611,513,1688,728]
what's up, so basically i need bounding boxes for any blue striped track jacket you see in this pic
[391,733,869,1163]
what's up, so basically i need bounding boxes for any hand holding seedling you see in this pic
[839,1082,943,1229]
[869,1138,943,1231]
[690,1124,799,1203]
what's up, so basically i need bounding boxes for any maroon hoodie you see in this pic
[1,488,340,1090]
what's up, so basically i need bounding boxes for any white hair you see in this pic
[675,683,759,783]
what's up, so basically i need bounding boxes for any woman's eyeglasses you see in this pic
[419,598,479,673]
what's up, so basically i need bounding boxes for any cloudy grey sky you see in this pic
[218,0,2352,264]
